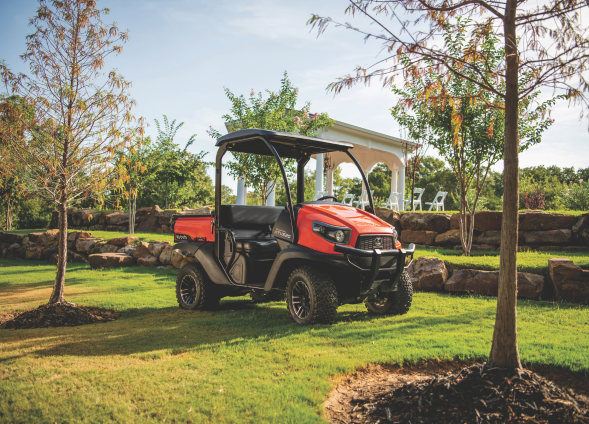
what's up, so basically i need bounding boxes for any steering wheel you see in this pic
[316,195,339,202]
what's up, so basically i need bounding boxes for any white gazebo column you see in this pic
[326,170,333,197]
[398,166,406,210]
[267,181,275,206]
[236,177,245,205]
[315,154,324,195]
[391,169,398,196]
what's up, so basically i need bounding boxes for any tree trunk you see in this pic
[165,180,168,209]
[6,197,11,231]
[49,200,68,304]
[488,1,522,370]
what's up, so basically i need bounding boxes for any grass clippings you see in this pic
[0,303,119,329]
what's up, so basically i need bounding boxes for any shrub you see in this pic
[522,189,546,210]
[563,181,589,211]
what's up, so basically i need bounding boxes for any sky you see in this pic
[1,0,588,193]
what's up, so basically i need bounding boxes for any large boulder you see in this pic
[572,213,589,246]
[400,213,451,233]
[36,229,60,247]
[88,253,134,269]
[133,242,150,259]
[524,229,572,245]
[148,242,170,258]
[137,255,159,267]
[107,236,139,246]
[519,211,578,231]
[477,230,502,245]
[117,245,136,256]
[76,238,100,253]
[445,269,544,300]
[72,209,98,226]
[548,258,589,303]
[27,232,45,243]
[67,250,88,263]
[435,229,462,245]
[0,232,18,244]
[406,257,448,291]
[179,206,213,215]
[98,211,117,225]
[171,249,185,269]
[400,230,437,245]
[98,243,119,254]
[25,244,45,260]
[375,207,402,230]
[106,212,129,226]
[159,245,174,264]
[450,211,502,232]
[136,205,162,232]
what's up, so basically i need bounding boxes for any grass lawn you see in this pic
[6,228,174,244]
[1,258,588,423]
[414,247,589,275]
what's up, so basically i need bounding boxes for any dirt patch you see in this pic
[0,303,120,329]
[325,360,589,423]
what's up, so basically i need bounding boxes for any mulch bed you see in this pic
[0,303,119,329]
[325,361,589,424]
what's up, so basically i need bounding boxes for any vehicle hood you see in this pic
[298,203,394,235]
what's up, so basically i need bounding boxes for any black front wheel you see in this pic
[176,264,219,311]
[286,266,338,325]
[365,271,413,315]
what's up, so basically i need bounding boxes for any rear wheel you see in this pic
[365,271,413,315]
[176,264,220,311]
[286,266,338,325]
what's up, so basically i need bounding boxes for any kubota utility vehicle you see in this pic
[171,129,415,325]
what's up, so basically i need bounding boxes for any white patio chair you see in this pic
[313,191,327,201]
[404,188,425,211]
[425,191,448,211]
[341,193,355,206]
[381,192,400,210]
[354,190,374,209]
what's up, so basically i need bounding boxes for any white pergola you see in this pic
[314,120,416,210]
[231,120,416,210]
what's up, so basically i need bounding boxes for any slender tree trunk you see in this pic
[165,180,168,209]
[6,197,11,231]
[49,199,69,304]
[489,2,522,370]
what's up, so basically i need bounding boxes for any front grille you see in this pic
[356,235,394,250]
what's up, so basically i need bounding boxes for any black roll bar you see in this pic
[345,150,375,213]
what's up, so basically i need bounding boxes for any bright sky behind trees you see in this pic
[1,0,587,191]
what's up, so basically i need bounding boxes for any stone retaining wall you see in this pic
[49,205,212,234]
[375,208,589,251]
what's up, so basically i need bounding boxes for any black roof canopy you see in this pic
[215,129,354,158]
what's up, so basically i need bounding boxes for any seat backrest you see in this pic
[439,191,448,202]
[414,188,425,200]
[219,205,283,230]
[342,193,355,205]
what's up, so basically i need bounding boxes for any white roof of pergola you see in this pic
[315,120,417,173]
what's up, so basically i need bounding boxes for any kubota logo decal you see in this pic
[176,234,189,240]
[274,229,291,239]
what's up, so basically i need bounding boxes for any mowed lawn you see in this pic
[1,258,589,423]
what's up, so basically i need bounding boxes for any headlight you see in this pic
[312,221,352,244]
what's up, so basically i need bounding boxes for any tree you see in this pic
[309,0,589,370]
[392,21,556,255]
[208,72,335,206]
[368,163,392,199]
[0,0,144,305]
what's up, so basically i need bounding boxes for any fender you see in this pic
[263,245,352,291]
[173,242,232,286]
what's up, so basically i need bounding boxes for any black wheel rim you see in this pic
[180,275,198,305]
[292,280,311,319]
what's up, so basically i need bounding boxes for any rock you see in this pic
[445,269,544,300]
[136,205,162,232]
[72,209,98,226]
[6,243,21,258]
[400,230,438,245]
[76,238,99,253]
[133,242,150,259]
[22,236,29,245]
[117,245,136,255]
[400,213,451,233]
[37,229,60,247]
[179,206,213,215]
[67,250,88,263]
[375,207,402,230]
[148,242,169,258]
[159,245,174,264]
[106,225,127,232]
[524,229,572,245]
[27,232,44,243]
[178,257,195,270]
[406,257,448,291]
[88,253,134,269]
[450,211,502,232]
[548,258,589,303]
[107,236,139,246]
[88,225,105,231]
[106,212,129,226]
[162,225,171,233]
[41,243,59,260]
[67,231,81,242]
[98,211,117,225]
[0,232,18,244]
[519,211,578,231]
[99,244,119,253]
[25,245,45,260]
[135,207,152,217]
[158,215,173,225]
[171,249,185,269]
[137,255,159,267]
[478,230,502,245]
[435,229,462,245]
[572,213,589,246]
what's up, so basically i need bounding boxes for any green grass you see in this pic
[1,258,588,423]
[395,209,587,216]
[415,247,589,274]
[5,228,174,244]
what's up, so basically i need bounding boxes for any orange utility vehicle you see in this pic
[171,129,415,325]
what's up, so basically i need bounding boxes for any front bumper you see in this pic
[333,243,415,291]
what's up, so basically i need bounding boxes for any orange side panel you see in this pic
[174,216,215,243]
